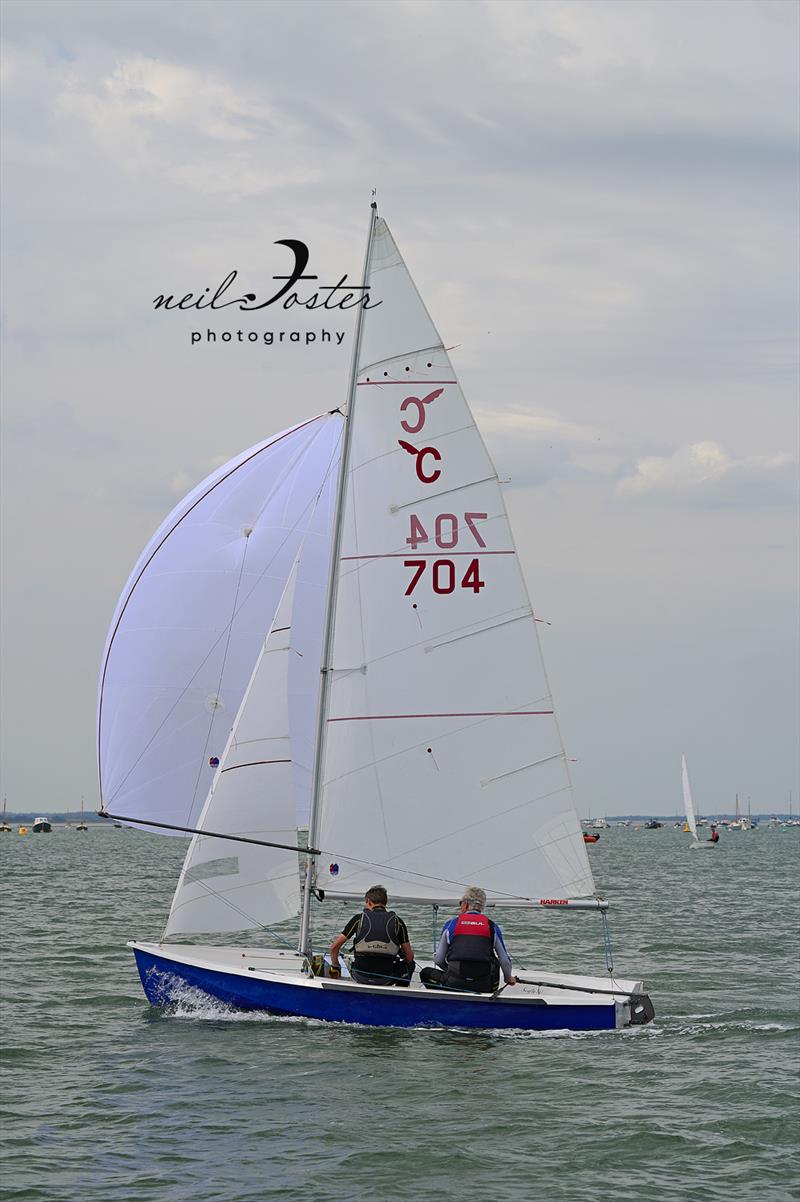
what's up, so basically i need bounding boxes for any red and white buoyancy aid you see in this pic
[446,912,497,974]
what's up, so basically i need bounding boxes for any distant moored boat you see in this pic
[32,817,51,833]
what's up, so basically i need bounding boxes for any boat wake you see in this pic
[149,977,309,1025]
[672,1018,797,1036]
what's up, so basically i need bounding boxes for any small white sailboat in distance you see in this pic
[683,756,717,850]
[76,797,88,832]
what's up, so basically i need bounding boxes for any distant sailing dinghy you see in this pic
[97,206,654,1032]
[682,756,715,850]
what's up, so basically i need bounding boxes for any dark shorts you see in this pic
[419,965,499,993]
[351,960,414,987]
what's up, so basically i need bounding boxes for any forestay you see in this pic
[98,414,341,832]
[315,219,594,906]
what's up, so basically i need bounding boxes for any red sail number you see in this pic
[404,558,485,596]
[406,512,488,550]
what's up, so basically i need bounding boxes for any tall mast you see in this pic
[298,202,378,957]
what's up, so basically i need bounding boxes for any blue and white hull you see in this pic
[130,942,653,1031]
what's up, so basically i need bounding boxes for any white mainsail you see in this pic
[682,754,698,840]
[314,219,594,906]
[97,414,341,832]
[166,564,304,935]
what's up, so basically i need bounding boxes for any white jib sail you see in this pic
[166,561,305,935]
[315,218,594,905]
[98,414,342,833]
[682,754,698,840]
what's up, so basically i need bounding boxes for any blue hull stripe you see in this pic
[133,948,618,1031]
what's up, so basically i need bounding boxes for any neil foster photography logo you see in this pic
[153,239,381,348]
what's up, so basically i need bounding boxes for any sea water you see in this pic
[2,826,798,1202]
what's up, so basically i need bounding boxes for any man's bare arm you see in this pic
[329,932,348,966]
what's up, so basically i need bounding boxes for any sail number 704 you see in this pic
[404,512,487,596]
[404,558,484,595]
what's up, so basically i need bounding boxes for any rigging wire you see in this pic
[600,907,615,975]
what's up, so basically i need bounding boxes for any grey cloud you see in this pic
[616,441,799,506]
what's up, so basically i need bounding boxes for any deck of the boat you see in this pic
[129,941,643,1004]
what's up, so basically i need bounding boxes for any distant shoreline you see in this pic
[3,812,797,824]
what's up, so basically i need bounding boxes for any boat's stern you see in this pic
[623,992,656,1026]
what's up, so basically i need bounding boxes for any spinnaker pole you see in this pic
[298,202,379,957]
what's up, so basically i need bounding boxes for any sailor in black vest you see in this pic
[420,886,517,993]
[328,885,416,986]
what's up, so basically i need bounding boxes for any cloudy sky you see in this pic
[1,0,797,817]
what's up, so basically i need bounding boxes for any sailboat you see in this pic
[682,756,715,850]
[76,797,88,832]
[730,793,746,830]
[1,796,10,833]
[97,205,654,1031]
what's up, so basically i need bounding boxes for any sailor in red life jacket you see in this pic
[420,886,517,993]
[709,826,720,843]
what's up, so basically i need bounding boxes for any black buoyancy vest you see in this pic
[352,908,402,973]
[446,912,497,983]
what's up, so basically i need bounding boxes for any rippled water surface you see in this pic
[2,826,799,1201]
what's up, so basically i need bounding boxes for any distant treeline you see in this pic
[4,811,795,824]
[599,814,795,821]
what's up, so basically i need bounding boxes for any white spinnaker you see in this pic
[315,219,594,905]
[287,452,339,827]
[166,565,303,935]
[98,413,342,832]
[682,755,698,840]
